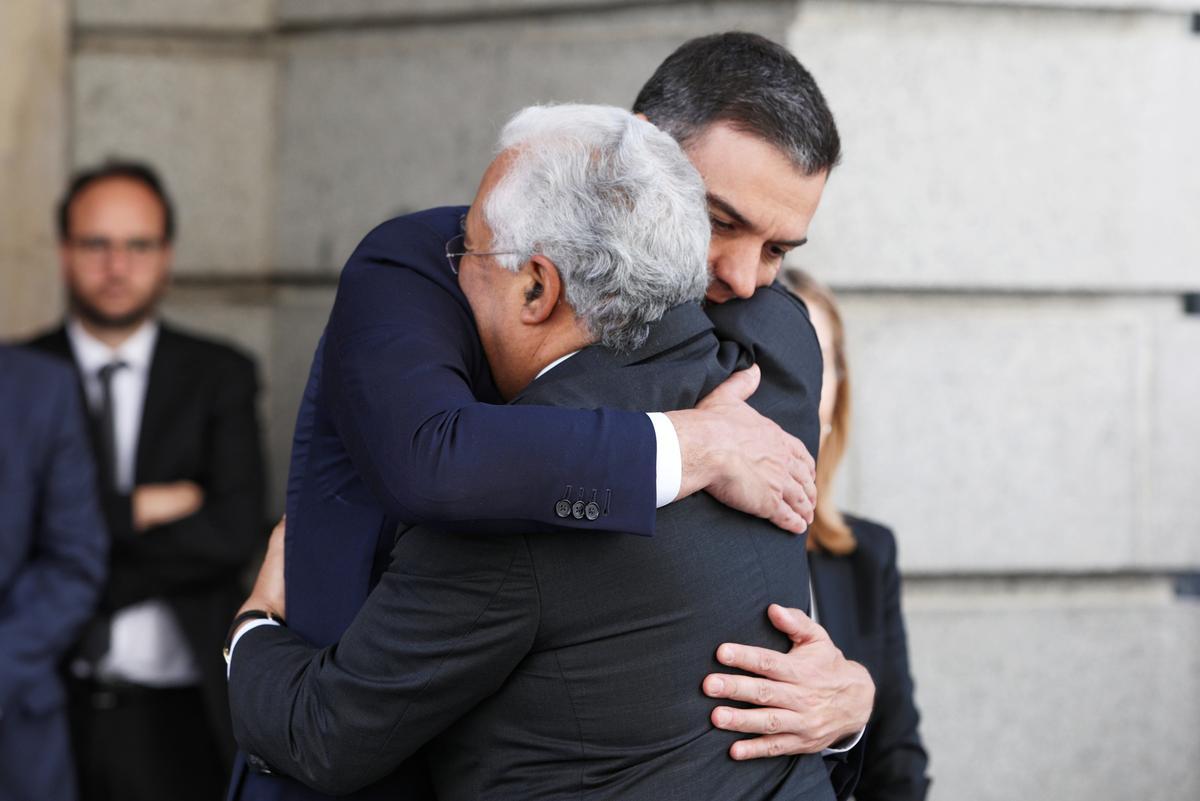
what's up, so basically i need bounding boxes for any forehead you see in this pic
[684,122,826,241]
[68,177,166,235]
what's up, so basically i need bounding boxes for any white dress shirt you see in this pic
[68,318,202,687]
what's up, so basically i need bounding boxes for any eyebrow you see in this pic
[706,192,808,249]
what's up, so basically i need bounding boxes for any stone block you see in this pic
[829,293,1197,573]
[0,0,69,339]
[1139,313,1200,567]
[942,0,1196,12]
[72,51,276,277]
[902,576,1200,801]
[75,0,273,31]
[274,1,795,272]
[279,0,633,24]
[788,1,1200,291]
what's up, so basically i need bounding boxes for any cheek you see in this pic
[132,265,168,295]
[760,261,782,287]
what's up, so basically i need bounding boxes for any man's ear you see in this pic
[519,255,562,325]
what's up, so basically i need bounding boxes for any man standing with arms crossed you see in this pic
[29,162,267,801]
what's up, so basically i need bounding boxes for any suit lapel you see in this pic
[137,326,187,480]
[809,553,860,663]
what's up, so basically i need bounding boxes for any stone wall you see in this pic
[3,1,1197,798]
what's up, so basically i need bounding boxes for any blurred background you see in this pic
[2,0,1198,798]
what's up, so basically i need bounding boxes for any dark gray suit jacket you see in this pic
[229,285,832,800]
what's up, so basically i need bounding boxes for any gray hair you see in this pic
[484,103,710,352]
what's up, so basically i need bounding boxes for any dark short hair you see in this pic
[57,160,175,242]
[633,32,841,176]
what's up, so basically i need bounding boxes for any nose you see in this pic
[101,244,138,277]
[710,251,759,300]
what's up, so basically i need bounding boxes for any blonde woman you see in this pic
[784,268,931,801]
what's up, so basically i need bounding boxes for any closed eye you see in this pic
[710,215,736,233]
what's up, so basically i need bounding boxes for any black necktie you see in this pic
[72,361,127,678]
[96,360,127,493]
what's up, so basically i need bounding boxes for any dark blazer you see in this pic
[231,206,662,800]
[27,323,267,764]
[230,289,835,800]
[284,205,660,643]
[0,346,107,801]
[809,516,931,801]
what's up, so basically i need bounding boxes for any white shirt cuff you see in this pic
[225,618,281,678]
[821,726,866,755]
[647,412,682,508]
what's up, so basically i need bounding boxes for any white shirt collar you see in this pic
[535,350,580,380]
[67,317,160,376]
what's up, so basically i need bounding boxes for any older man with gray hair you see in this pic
[227,104,832,800]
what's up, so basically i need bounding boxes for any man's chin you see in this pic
[72,298,157,331]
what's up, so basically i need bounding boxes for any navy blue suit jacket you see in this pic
[0,346,107,801]
[810,516,931,801]
[232,207,658,801]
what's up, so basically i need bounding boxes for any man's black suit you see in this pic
[810,516,931,801]
[29,323,267,792]
[230,287,835,800]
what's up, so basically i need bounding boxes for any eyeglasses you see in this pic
[68,236,166,261]
[444,216,521,275]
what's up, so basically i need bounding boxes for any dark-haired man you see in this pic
[634,33,871,769]
[233,30,871,801]
[232,102,837,801]
[27,161,267,801]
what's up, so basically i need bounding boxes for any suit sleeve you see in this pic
[323,217,657,536]
[0,368,107,709]
[105,353,266,606]
[228,525,539,796]
[856,529,932,801]
[705,282,824,458]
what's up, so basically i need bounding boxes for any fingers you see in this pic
[708,704,826,757]
[788,457,816,511]
[781,470,814,526]
[784,435,816,513]
[728,733,819,760]
[765,604,827,646]
[710,703,802,735]
[787,433,815,474]
[704,671,794,705]
[712,642,797,682]
[700,363,760,407]
[768,499,808,536]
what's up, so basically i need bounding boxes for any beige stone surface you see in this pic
[273,1,795,272]
[279,0,631,23]
[904,575,1200,800]
[75,0,274,31]
[789,1,1200,291]
[72,50,277,277]
[0,0,69,339]
[831,293,1199,572]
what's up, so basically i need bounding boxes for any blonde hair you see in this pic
[781,267,856,556]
